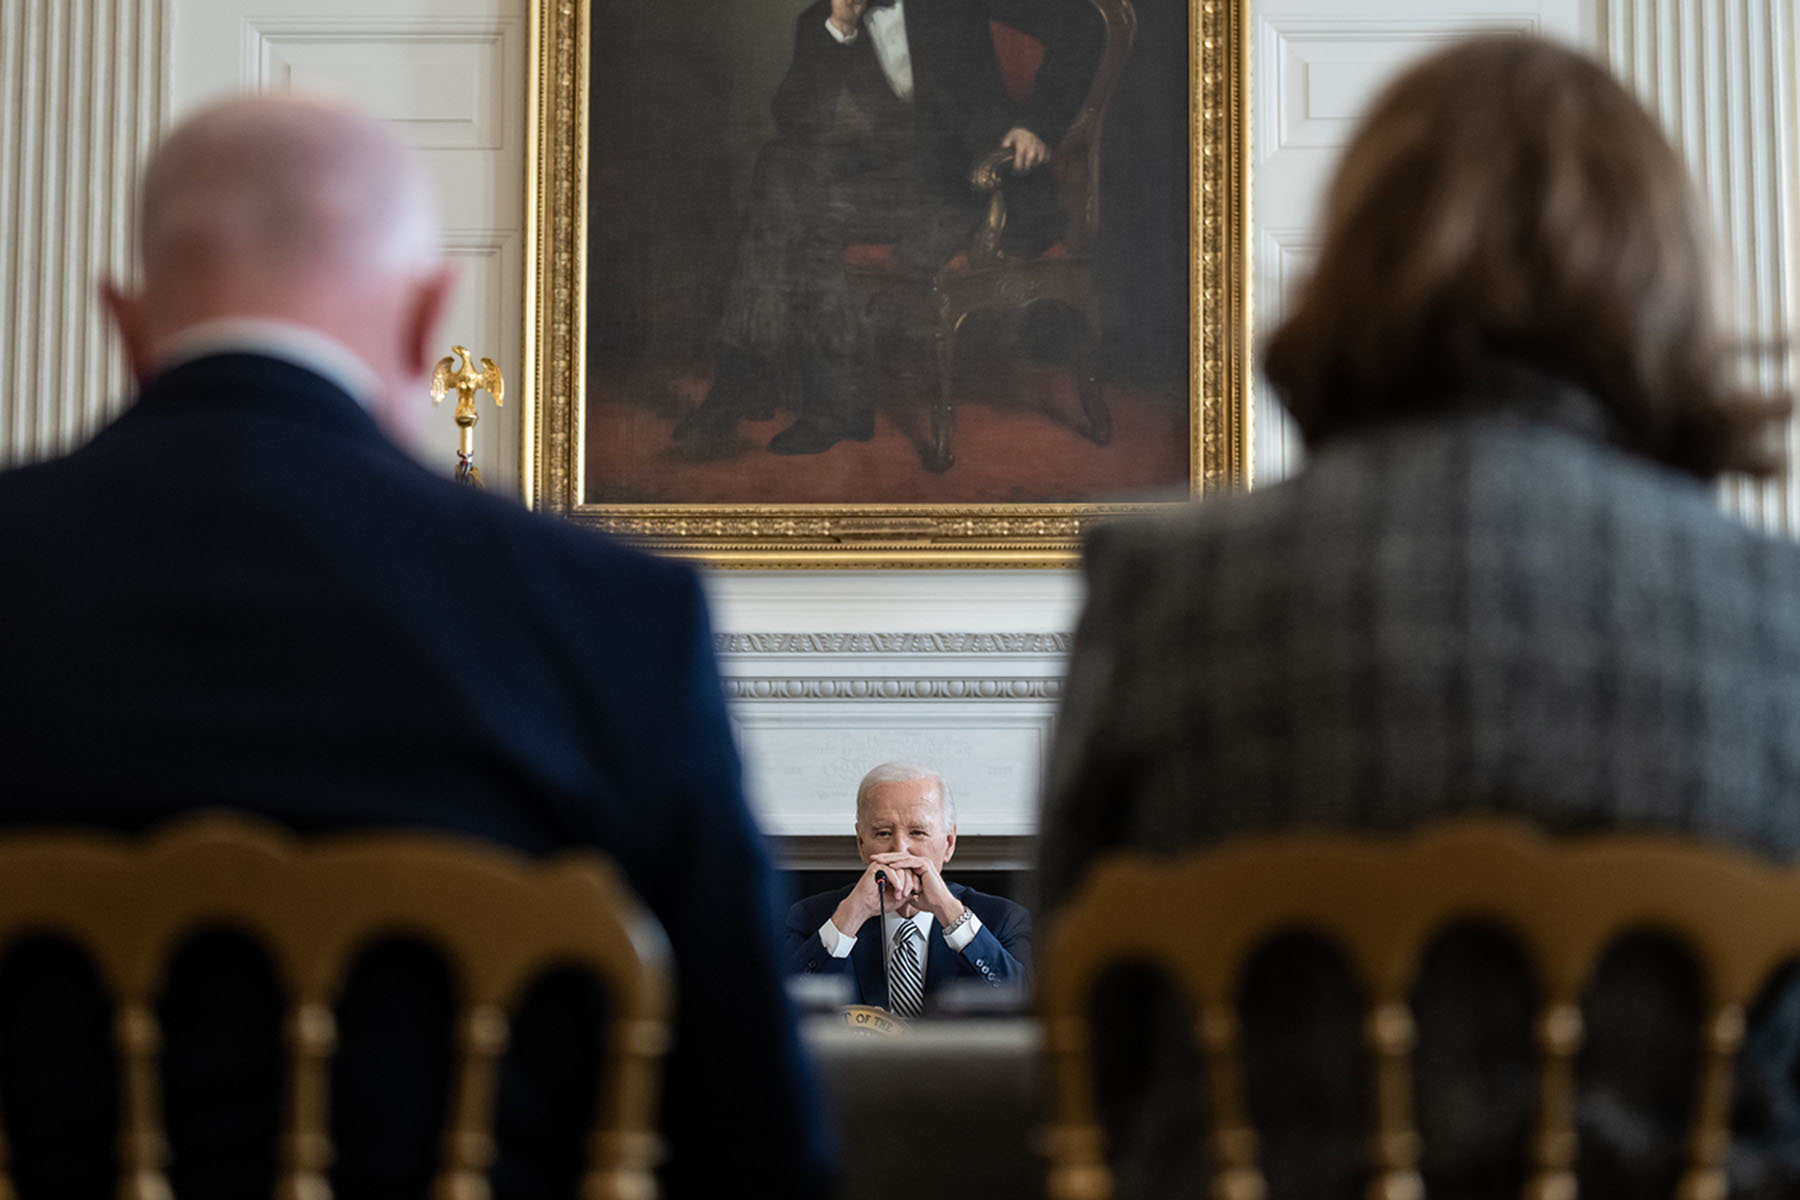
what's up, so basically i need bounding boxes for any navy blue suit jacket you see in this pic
[0,354,832,1200]
[784,882,1031,1007]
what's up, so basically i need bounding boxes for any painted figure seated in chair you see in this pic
[672,0,1104,460]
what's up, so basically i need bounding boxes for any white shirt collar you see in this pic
[881,908,935,944]
[154,318,386,410]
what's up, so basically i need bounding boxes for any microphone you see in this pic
[875,870,891,1012]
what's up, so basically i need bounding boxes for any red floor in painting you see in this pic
[583,362,1191,506]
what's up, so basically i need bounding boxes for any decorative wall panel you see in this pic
[1252,228,1317,483]
[1260,17,1539,157]
[1250,8,1553,484]
[247,23,507,151]
[1605,0,1798,533]
[0,0,166,469]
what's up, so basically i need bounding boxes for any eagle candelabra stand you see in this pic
[430,345,504,488]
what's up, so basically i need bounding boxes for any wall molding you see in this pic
[1255,14,1539,161]
[1,0,167,469]
[1604,0,1798,535]
[725,678,1062,702]
[715,631,1071,656]
[242,16,518,151]
[778,834,1033,872]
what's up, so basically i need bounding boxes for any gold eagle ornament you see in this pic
[430,345,504,488]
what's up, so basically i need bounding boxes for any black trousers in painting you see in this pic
[713,132,982,428]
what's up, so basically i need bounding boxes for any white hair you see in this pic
[855,761,955,827]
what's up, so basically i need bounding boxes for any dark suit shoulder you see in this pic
[406,464,705,632]
[948,883,1029,926]
[0,451,72,508]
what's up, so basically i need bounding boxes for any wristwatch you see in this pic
[942,907,975,937]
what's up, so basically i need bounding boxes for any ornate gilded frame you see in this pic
[523,0,1250,567]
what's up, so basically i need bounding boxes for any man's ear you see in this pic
[943,826,956,865]
[401,263,458,380]
[101,279,153,385]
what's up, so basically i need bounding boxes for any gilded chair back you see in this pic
[0,814,671,1200]
[1038,819,1800,1200]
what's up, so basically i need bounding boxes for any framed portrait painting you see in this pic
[525,0,1249,566]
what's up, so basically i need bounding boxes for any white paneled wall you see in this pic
[1249,0,1586,485]
[1603,0,1800,534]
[0,0,166,470]
[169,0,528,496]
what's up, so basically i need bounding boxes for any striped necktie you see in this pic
[889,921,924,1018]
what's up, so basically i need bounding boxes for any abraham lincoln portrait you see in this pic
[583,0,1191,505]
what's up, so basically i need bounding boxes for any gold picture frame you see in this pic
[523,0,1250,567]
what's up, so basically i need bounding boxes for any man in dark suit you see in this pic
[674,0,1100,457]
[785,763,1030,1012]
[0,94,830,1200]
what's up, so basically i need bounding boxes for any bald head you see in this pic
[140,94,438,284]
[107,94,454,439]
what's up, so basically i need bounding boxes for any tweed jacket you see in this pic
[1040,389,1800,1200]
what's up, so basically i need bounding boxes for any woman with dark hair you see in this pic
[1041,35,1800,1200]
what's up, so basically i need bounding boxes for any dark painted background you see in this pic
[585,0,1191,392]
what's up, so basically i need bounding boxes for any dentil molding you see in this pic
[714,632,1071,656]
[724,678,1062,702]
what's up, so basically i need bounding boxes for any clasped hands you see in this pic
[833,853,966,934]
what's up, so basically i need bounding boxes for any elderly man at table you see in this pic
[785,762,1032,1014]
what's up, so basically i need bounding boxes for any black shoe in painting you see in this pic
[672,351,782,458]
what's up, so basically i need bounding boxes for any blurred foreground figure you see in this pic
[0,95,829,1200]
[1041,36,1800,1200]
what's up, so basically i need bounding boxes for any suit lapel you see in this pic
[900,0,940,93]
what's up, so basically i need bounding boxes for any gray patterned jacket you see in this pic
[1039,396,1800,1200]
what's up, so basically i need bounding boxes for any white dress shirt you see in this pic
[154,317,384,411]
[818,902,984,958]
[824,1,915,101]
